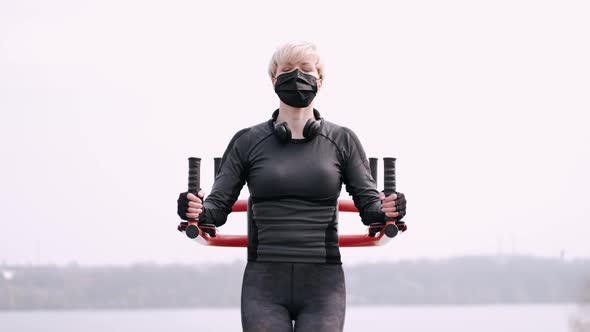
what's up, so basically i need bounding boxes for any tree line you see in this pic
[1,255,589,310]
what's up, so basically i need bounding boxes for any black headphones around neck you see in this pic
[272,109,322,143]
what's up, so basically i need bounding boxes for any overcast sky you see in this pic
[1,0,589,266]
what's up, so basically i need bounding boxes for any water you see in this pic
[0,304,577,332]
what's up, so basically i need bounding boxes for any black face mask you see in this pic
[274,69,318,108]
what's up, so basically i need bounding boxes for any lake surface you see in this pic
[0,304,577,332]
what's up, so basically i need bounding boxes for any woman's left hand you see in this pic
[379,192,407,220]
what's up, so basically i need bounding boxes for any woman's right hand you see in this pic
[177,190,206,220]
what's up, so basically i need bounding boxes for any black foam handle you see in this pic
[369,157,378,187]
[188,157,201,195]
[214,157,222,177]
[186,157,202,238]
[383,157,396,196]
[383,157,406,237]
[383,157,399,238]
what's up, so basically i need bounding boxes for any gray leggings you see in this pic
[241,261,346,332]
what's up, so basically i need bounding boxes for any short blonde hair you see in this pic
[268,41,324,79]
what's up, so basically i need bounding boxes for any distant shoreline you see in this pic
[0,302,580,313]
[1,255,589,311]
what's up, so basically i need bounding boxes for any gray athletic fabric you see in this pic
[241,261,346,332]
[201,113,386,264]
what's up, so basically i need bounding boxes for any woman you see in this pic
[177,41,407,332]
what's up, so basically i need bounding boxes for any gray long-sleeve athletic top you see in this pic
[201,116,386,264]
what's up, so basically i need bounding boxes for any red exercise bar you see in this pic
[180,199,394,247]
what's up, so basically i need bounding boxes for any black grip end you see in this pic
[186,224,200,239]
[384,223,399,238]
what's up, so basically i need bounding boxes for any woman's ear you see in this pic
[317,78,323,91]
[271,77,277,87]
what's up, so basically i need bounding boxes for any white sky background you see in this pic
[0,0,589,266]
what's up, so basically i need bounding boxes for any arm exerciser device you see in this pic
[177,157,407,247]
